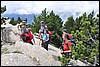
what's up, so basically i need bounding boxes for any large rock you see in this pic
[1,42,61,66]
[1,25,20,43]
[1,53,38,66]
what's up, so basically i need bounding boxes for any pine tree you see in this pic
[63,16,75,33]
[1,6,6,14]
[9,18,17,25]
[17,17,22,24]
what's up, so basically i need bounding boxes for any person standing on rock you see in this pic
[61,33,72,58]
[42,28,50,50]
[39,21,48,46]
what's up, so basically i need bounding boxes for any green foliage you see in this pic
[26,24,32,28]
[63,16,75,33]
[17,17,22,24]
[9,18,18,25]
[58,54,70,66]
[58,11,99,66]
[1,6,7,24]
[1,6,6,14]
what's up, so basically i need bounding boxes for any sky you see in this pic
[1,1,99,15]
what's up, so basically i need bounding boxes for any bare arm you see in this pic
[17,23,22,30]
[46,38,49,42]
[63,50,71,53]
[61,44,71,53]
[17,24,20,30]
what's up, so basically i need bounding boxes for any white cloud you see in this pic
[15,9,28,14]
[1,1,99,15]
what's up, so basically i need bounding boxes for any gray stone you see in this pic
[1,42,61,66]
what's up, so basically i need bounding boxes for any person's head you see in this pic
[40,21,45,26]
[27,28,31,32]
[44,28,48,34]
[62,29,68,39]
[21,20,26,25]
[63,33,70,41]
[62,29,68,34]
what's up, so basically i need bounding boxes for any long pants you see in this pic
[42,41,49,51]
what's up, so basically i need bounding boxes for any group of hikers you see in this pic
[17,20,76,58]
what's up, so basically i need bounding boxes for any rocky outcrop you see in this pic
[1,42,61,66]
[1,24,20,43]
[1,53,38,66]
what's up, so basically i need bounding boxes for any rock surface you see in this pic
[1,22,61,66]
[1,25,20,43]
[1,41,61,66]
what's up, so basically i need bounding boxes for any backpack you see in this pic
[48,31,52,41]
[68,34,76,50]
[48,31,52,39]
[27,29,33,40]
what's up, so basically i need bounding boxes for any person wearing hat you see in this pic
[17,20,27,35]
[62,29,68,39]
[42,28,50,50]
[62,29,76,52]
[38,21,48,46]
[39,21,48,33]
[61,33,72,58]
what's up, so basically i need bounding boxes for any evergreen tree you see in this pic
[9,18,17,25]
[1,6,6,24]
[63,16,75,33]
[1,6,6,14]
[17,17,22,24]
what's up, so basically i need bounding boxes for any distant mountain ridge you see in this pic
[1,12,81,25]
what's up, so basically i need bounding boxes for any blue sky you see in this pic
[1,1,99,16]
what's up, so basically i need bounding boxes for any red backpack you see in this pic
[27,29,33,40]
[48,31,52,39]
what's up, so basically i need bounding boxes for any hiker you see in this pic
[17,20,27,35]
[20,28,33,45]
[62,29,76,50]
[61,33,72,58]
[39,21,48,37]
[39,21,48,45]
[42,28,50,50]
